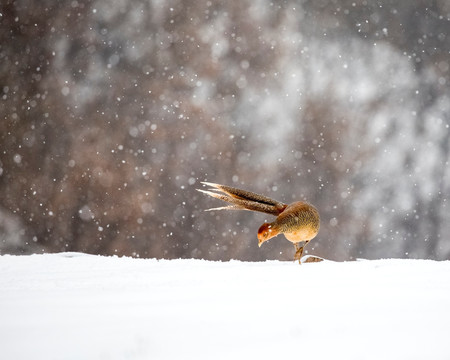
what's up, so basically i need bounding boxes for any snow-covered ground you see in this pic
[1,253,449,360]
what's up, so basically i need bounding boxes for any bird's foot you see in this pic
[293,244,304,264]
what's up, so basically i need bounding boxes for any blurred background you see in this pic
[1,0,449,261]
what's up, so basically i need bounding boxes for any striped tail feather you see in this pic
[197,182,286,216]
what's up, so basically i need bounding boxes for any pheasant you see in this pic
[197,182,320,263]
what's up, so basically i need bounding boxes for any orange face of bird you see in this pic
[257,223,279,247]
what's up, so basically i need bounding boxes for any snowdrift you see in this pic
[1,253,449,360]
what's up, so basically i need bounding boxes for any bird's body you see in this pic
[260,202,319,242]
[198,182,320,263]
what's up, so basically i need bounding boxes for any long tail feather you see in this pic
[200,182,285,207]
[197,182,286,216]
[204,205,244,212]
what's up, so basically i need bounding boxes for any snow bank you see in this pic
[1,253,449,360]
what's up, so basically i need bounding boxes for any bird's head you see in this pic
[257,222,278,247]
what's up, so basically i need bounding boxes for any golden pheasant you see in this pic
[197,182,320,263]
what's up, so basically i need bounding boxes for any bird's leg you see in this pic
[293,243,304,264]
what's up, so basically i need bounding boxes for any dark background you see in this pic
[1,0,449,261]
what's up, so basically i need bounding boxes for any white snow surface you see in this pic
[1,253,449,360]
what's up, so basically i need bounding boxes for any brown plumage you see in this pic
[197,182,320,263]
